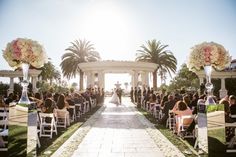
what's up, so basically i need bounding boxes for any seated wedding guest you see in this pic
[42,98,56,113]
[74,93,85,104]
[56,94,69,110]
[229,95,236,115]
[53,93,60,103]
[65,94,75,118]
[148,93,157,112]
[158,95,175,125]
[41,98,57,123]
[189,93,199,110]
[55,94,70,125]
[171,101,192,133]
[183,95,191,108]
[12,93,19,102]
[149,93,157,103]
[5,93,13,105]
[186,99,203,133]
[0,95,6,108]
[30,92,43,108]
[160,92,170,107]
[221,99,236,142]
[74,93,85,113]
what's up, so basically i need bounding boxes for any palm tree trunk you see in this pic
[79,70,84,91]
[153,69,157,91]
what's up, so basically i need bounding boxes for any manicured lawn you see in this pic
[8,125,27,157]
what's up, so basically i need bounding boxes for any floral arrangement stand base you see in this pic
[8,63,37,156]
[197,103,227,156]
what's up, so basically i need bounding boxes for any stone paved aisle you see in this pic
[71,98,164,157]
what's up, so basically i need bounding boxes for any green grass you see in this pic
[138,108,198,157]
[8,125,28,157]
[37,106,101,157]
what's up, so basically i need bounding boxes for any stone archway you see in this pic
[79,61,157,90]
[0,69,41,95]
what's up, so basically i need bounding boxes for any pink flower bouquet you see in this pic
[187,42,231,72]
[3,38,48,68]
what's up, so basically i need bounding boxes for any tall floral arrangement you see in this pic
[2,38,48,68]
[187,42,231,72]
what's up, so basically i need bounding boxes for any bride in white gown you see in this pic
[109,89,121,105]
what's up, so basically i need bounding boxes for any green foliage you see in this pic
[207,104,224,113]
[136,39,177,89]
[0,82,9,95]
[168,64,199,92]
[225,78,236,96]
[60,39,101,90]
[39,61,61,85]
[37,81,69,94]
[71,82,78,88]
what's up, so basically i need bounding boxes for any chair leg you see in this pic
[194,137,198,149]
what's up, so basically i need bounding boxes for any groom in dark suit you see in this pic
[117,88,122,104]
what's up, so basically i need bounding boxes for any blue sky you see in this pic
[0,0,236,87]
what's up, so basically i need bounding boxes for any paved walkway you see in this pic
[52,98,184,157]
[72,99,164,157]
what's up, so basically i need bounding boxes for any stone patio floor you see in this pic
[52,98,184,157]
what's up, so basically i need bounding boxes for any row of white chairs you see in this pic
[0,109,9,151]
[141,101,195,139]
[38,98,97,140]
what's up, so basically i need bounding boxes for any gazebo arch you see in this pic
[79,61,157,89]
[0,69,41,95]
[195,70,236,98]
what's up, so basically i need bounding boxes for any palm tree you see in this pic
[60,39,101,90]
[136,39,177,90]
[39,61,61,85]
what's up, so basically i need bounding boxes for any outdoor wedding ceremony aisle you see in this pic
[52,98,184,157]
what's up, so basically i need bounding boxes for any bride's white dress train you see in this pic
[109,92,120,105]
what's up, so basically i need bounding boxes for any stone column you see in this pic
[140,72,146,87]
[131,72,134,88]
[98,71,105,89]
[145,72,149,87]
[86,72,92,88]
[8,77,14,95]
[91,72,95,87]
[133,71,139,87]
[219,78,227,98]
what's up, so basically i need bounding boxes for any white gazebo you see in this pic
[0,69,41,95]
[79,61,157,89]
[195,70,236,98]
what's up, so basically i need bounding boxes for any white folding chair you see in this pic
[0,112,8,130]
[69,106,76,122]
[149,103,156,115]
[37,129,41,148]
[84,101,89,113]
[39,113,57,138]
[176,115,194,138]
[0,112,8,151]
[154,104,161,119]
[75,103,82,119]
[54,109,70,128]
[166,110,175,130]
[90,98,96,108]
